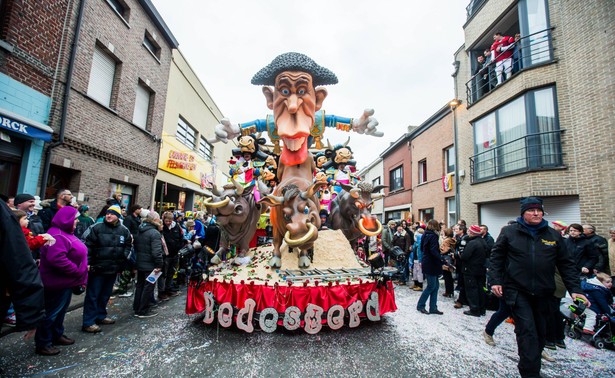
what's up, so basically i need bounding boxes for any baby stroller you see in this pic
[561,297,615,349]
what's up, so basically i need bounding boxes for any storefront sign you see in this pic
[202,291,381,334]
[0,114,52,141]
[158,137,212,184]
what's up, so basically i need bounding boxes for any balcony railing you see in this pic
[466,0,487,20]
[465,28,554,106]
[469,129,564,183]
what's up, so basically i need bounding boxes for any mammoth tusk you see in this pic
[371,193,384,200]
[231,177,244,196]
[343,136,350,147]
[326,138,332,151]
[349,188,360,199]
[358,218,383,237]
[284,223,317,247]
[203,196,230,209]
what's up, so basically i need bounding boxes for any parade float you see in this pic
[186,53,397,333]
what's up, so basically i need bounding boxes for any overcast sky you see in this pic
[151,0,467,169]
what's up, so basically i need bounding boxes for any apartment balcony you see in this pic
[466,0,488,21]
[465,27,554,106]
[469,129,564,183]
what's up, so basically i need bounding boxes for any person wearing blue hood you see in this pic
[490,197,590,378]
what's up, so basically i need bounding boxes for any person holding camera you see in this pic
[36,206,88,355]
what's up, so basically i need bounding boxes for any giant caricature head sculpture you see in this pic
[252,52,338,166]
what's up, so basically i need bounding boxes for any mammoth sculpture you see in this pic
[329,181,386,248]
[204,178,270,265]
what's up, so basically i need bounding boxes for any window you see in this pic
[447,197,456,228]
[419,208,434,223]
[106,0,130,22]
[389,166,403,191]
[471,86,561,182]
[176,117,196,150]
[445,146,455,174]
[87,45,117,107]
[372,176,381,187]
[132,82,152,130]
[198,137,213,160]
[143,31,161,60]
[418,159,427,184]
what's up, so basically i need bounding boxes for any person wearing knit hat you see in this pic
[14,193,36,208]
[551,221,568,236]
[106,205,122,219]
[468,225,482,237]
[81,201,133,333]
[519,196,544,215]
[489,196,590,377]
[461,224,489,317]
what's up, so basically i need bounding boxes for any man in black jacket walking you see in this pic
[490,197,589,378]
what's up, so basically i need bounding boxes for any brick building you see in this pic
[0,0,69,196]
[381,129,413,222]
[453,0,615,235]
[41,0,178,213]
[408,104,456,227]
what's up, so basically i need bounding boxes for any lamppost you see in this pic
[449,99,461,223]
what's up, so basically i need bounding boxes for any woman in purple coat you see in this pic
[35,206,88,356]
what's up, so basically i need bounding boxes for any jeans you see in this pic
[35,288,72,348]
[133,270,156,315]
[417,274,440,312]
[545,296,564,342]
[485,296,511,336]
[82,273,116,327]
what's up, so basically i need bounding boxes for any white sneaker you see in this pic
[118,291,133,298]
[541,350,555,362]
[483,330,496,346]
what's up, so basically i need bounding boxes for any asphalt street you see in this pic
[1,284,613,377]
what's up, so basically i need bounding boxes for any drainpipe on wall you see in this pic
[39,0,87,198]
[451,60,461,222]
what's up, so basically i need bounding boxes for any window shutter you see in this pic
[87,47,116,106]
[132,84,150,129]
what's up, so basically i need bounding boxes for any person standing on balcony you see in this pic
[490,32,515,85]
[473,55,488,101]
[512,33,522,74]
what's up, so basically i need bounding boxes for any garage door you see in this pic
[479,196,580,239]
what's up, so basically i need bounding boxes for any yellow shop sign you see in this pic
[159,137,210,184]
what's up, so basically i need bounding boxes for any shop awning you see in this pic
[0,110,53,142]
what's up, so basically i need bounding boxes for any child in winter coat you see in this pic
[411,228,425,290]
[581,272,614,334]
[14,210,55,253]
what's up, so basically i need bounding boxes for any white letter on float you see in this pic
[304,304,324,334]
[218,302,233,328]
[283,306,301,331]
[366,291,381,321]
[236,298,256,333]
[347,300,363,328]
[326,304,345,330]
[202,292,215,324]
[258,307,279,333]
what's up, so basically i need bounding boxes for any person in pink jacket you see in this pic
[35,206,88,356]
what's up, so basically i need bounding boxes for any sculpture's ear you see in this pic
[263,86,274,110]
[314,87,327,111]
